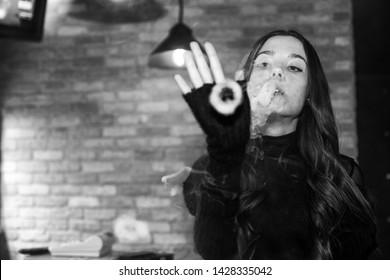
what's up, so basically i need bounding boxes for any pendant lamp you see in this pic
[148,0,203,69]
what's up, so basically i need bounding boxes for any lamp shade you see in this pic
[148,22,203,69]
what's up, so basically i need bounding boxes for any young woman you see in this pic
[170,29,377,259]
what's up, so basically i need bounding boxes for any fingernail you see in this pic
[204,42,214,55]
[190,41,198,48]
[205,42,213,49]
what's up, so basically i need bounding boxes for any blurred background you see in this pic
[0,0,389,259]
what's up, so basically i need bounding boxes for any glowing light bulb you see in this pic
[172,49,187,67]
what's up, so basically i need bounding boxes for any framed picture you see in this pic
[0,0,47,41]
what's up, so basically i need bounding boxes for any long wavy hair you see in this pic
[235,29,376,259]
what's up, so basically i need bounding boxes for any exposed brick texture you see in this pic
[0,0,357,259]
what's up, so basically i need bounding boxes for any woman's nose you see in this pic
[272,67,284,79]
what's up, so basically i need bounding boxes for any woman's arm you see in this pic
[175,42,251,259]
[181,83,250,258]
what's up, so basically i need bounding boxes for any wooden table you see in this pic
[20,251,174,260]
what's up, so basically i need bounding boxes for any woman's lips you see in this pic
[247,79,286,110]
[274,86,284,95]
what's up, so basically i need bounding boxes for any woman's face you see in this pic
[248,35,308,119]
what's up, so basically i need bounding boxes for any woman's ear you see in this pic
[305,86,310,104]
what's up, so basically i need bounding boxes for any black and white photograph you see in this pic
[0,0,389,274]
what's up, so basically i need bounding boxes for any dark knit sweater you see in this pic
[182,83,377,260]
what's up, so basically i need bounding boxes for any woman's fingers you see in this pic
[205,42,225,83]
[174,74,191,95]
[175,41,226,95]
[184,51,203,89]
[190,42,213,84]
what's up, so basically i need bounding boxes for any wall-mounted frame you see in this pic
[0,0,47,41]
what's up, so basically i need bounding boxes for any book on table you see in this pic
[49,231,115,257]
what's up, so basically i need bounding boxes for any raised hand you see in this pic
[174,42,243,116]
[172,42,251,161]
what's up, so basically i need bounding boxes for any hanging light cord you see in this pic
[178,0,183,23]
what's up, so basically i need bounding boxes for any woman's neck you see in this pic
[258,115,298,137]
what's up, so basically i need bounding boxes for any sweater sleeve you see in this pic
[181,154,242,259]
[332,156,377,259]
[181,82,251,259]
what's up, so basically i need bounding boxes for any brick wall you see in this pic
[0,0,356,259]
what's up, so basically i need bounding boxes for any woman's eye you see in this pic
[254,62,270,69]
[288,66,303,72]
